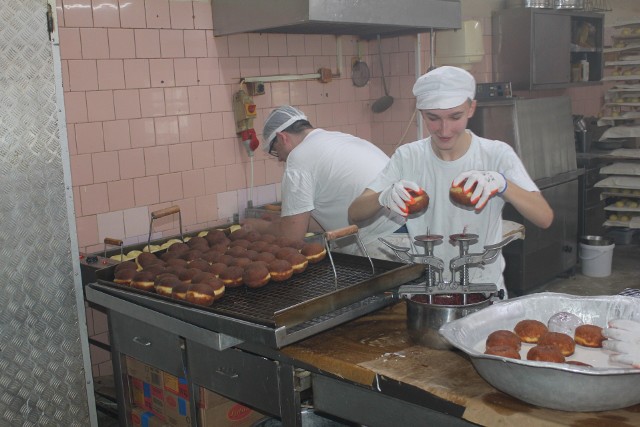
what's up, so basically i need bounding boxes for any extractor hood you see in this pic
[212,0,461,38]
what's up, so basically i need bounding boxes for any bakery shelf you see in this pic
[605,60,640,66]
[612,19,640,29]
[604,204,640,212]
[604,44,640,54]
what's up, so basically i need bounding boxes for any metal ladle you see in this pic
[371,34,394,113]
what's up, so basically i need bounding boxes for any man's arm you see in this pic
[242,211,312,241]
[348,189,384,223]
[502,181,554,229]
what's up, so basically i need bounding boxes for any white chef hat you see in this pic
[262,105,308,152]
[412,66,476,110]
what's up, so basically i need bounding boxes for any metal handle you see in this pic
[148,205,183,249]
[324,225,358,241]
[103,237,123,259]
[215,368,239,379]
[132,336,151,347]
[324,225,375,287]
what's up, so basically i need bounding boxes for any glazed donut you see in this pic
[526,345,565,363]
[538,332,576,356]
[484,345,521,359]
[114,268,137,286]
[136,252,161,269]
[286,253,309,274]
[165,258,189,269]
[188,259,211,271]
[207,262,228,277]
[154,274,182,297]
[574,324,606,348]
[115,260,137,273]
[219,266,244,287]
[178,268,201,284]
[275,247,300,260]
[242,265,271,288]
[486,330,521,351]
[229,257,252,268]
[185,283,216,306]
[267,259,293,282]
[255,252,276,264]
[301,243,327,264]
[514,319,548,343]
[130,271,156,291]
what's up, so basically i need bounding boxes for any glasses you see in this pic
[268,136,278,157]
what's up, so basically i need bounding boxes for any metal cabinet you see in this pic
[493,8,604,90]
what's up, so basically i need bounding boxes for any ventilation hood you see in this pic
[212,0,461,38]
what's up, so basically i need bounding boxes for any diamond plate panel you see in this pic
[0,1,90,426]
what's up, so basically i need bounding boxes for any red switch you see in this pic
[247,104,256,114]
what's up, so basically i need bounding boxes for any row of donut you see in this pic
[484,312,605,366]
[110,229,328,306]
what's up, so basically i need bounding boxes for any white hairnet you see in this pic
[262,106,308,152]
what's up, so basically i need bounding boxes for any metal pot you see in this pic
[505,0,554,8]
[406,295,492,350]
[580,235,614,246]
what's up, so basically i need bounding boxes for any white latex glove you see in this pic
[602,319,640,368]
[378,180,421,216]
[452,170,507,210]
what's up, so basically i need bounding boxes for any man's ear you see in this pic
[467,99,477,118]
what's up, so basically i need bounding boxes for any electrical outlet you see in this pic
[246,81,265,96]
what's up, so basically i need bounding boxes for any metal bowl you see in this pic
[580,235,614,246]
[439,292,640,412]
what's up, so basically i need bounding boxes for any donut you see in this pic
[219,266,244,287]
[229,239,252,249]
[165,258,189,269]
[566,360,592,367]
[201,251,223,264]
[301,242,327,264]
[259,234,277,244]
[155,274,182,297]
[164,266,185,277]
[197,275,225,300]
[217,254,235,266]
[171,282,190,300]
[209,243,230,254]
[274,236,295,248]
[486,330,521,351]
[242,265,271,288]
[207,262,228,277]
[142,264,167,276]
[160,251,180,262]
[268,259,293,282]
[289,239,306,250]
[188,259,211,271]
[136,252,161,269]
[526,345,565,363]
[244,249,259,261]
[186,283,216,306]
[114,268,137,286]
[229,229,249,241]
[167,242,189,254]
[244,231,262,242]
[574,324,605,348]
[186,236,209,249]
[204,229,227,245]
[514,319,548,343]
[538,332,575,356]
[229,257,252,268]
[250,241,269,252]
[191,271,216,284]
[263,244,281,254]
[405,188,429,214]
[275,247,300,260]
[450,180,476,207]
[181,249,204,262]
[246,261,269,270]
[287,253,309,274]
[548,312,583,336]
[226,246,248,258]
[485,345,521,359]
[178,268,201,284]
[130,271,156,291]
[115,260,137,273]
[255,252,276,264]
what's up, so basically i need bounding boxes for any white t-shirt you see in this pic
[367,131,539,291]
[281,129,403,251]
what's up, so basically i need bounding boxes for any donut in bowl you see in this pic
[574,324,606,348]
[526,345,565,363]
[514,319,548,344]
[538,332,575,356]
[485,345,521,359]
[486,330,521,351]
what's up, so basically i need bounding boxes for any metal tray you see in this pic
[439,292,640,412]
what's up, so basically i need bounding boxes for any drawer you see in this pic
[187,340,280,416]
[110,312,184,376]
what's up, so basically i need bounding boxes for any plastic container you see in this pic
[579,235,615,277]
[606,228,636,245]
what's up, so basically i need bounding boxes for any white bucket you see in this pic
[579,242,615,277]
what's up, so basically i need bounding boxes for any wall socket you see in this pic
[246,81,265,96]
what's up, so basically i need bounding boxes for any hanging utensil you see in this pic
[351,40,370,87]
[372,35,394,113]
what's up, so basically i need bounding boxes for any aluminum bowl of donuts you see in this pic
[439,292,640,412]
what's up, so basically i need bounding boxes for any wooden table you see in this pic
[283,301,640,427]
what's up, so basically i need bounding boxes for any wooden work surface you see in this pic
[282,301,640,426]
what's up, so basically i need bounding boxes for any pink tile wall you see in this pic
[61,1,608,263]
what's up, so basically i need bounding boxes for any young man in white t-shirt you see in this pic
[349,66,554,293]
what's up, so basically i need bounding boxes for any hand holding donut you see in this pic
[602,319,640,368]
[452,170,507,211]
[378,179,422,216]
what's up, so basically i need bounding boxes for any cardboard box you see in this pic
[163,372,189,399]
[126,356,163,387]
[130,407,165,427]
[199,388,266,427]
[164,390,191,427]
